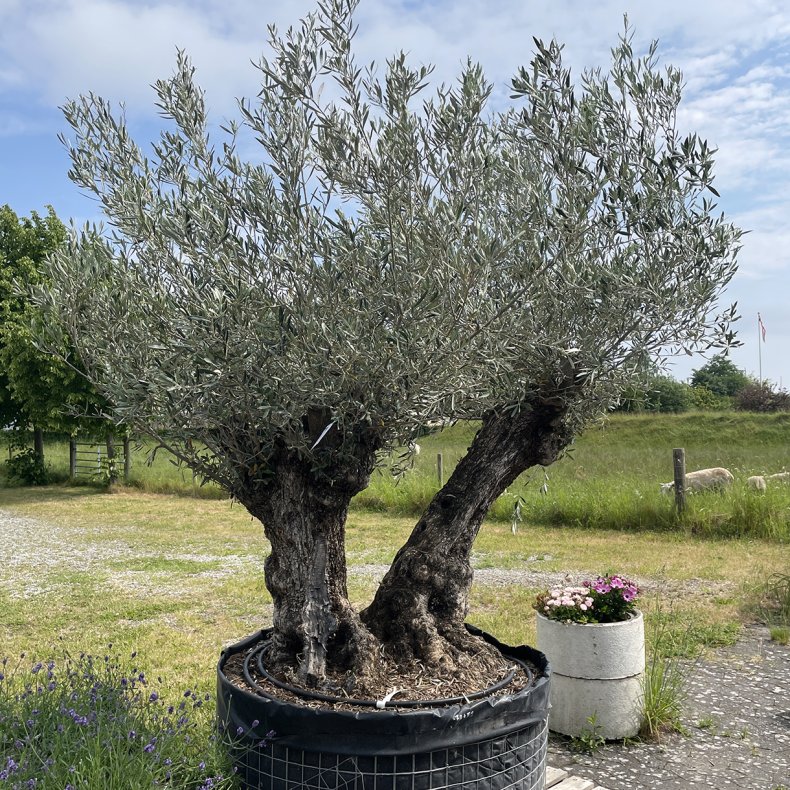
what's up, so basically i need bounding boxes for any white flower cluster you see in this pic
[543,586,594,613]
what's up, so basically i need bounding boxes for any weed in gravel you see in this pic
[744,572,790,629]
[0,645,243,789]
[570,714,606,754]
[641,602,700,740]
[770,625,790,645]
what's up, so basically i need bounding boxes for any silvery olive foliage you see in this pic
[37,0,740,493]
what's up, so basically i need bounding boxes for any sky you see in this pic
[1,0,789,386]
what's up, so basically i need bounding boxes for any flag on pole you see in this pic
[758,313,767,342]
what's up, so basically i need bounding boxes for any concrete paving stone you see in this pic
[547,625,790,790]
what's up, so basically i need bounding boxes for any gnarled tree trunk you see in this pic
[33,427,44,462]
[236,431,380,688]
[362,401,574,669]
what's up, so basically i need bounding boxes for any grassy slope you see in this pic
[4,412,790,540]
[357,412,790,539]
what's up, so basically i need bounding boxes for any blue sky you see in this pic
[2,0,789,386]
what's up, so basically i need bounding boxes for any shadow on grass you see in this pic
[0,482,111,507]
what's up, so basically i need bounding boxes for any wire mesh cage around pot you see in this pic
[217,625,550,790]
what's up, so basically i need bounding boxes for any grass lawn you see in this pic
[2,485,787,696]
[8,411,790,540]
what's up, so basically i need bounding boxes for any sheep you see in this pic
[766,472,790,483]
[747,475,767,492]
[660,467,734,495]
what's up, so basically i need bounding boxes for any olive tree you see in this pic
[36,0,740,688]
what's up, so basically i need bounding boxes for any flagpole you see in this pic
[758,313,763,385]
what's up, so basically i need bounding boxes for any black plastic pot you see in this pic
[217,625,551,789]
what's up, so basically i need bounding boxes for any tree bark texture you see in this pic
[33,427,44,462]
[362,402,575,668]
[235,426,380,688]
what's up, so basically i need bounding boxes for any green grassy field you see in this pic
[1,485,786,667]
[2,410,788,670]
[5,412,790,540]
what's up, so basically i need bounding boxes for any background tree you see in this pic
[0,206,108,457]
[616,375,692,414]
[691,353,749,398]
[35,1,741,689]
[734,382,790,413]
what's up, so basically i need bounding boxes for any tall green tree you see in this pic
[0,205,106,443]
[691,354,749,397]
[36,1,740,688]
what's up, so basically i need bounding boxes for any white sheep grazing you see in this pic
[747,475,767,492]
[766,471,790,483]
[660,467,734,495]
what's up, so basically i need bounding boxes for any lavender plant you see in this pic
[0,646,249,789]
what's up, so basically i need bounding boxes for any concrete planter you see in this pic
[536,611,645,740]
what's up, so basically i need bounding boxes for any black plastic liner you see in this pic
[217,625,551,789]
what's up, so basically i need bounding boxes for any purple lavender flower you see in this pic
[0,757,19,781]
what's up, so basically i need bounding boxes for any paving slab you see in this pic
[548,625,790,789]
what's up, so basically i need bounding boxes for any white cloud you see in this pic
[0,113,49,137]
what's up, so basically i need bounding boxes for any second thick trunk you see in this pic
[362,402,574,668]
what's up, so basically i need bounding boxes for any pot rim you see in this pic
[216,625,552,754]
[536,609,643,628]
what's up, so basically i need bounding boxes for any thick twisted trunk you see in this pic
[362,402,574,668]
[237,435,379,688]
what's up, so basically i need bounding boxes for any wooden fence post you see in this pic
[437,453,444,487]
[123,436,131,483]
[673,448,686,513]
[69,437,77,480]
[106,433,117,483]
